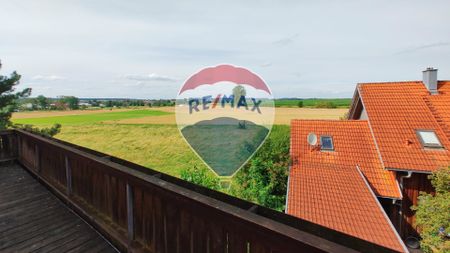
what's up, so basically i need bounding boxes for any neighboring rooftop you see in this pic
[290,120,401,198]
[289,120,406,252]
[350,79,450,172]
[287,163,407,253]
[288,69,450,252]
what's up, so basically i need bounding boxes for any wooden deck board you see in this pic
[0,164,118,253]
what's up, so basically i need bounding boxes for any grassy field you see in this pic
[12,107,347,177]
[55,124,206,176]
[274,98,351,108]
[13,109,170,125]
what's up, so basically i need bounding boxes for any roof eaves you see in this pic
[386,167,433,174]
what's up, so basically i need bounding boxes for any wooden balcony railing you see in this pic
[0,130,401,253]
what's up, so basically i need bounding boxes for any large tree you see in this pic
[0,61,31,129]
[412,167,450,253]
[61,96,79,110]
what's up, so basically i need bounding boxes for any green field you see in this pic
[55,124,206,176]
[13,109,171,126]
[274,98,351,108]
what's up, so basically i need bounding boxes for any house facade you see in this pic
[287,68,450,252]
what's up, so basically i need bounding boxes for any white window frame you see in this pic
[320,135,334,151]
[416,130,443,149]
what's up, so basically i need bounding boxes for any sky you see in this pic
[1,0,450,99]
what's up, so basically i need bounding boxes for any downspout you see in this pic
[285,165,291,213]
[398,171,413,237]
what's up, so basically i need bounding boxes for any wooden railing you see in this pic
[0,130,401,253]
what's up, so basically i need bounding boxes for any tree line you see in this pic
[19,95,175,111]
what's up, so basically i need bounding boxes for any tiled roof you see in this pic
[287,163,407,252]
[290,120,401,198]
[358,81,450,172]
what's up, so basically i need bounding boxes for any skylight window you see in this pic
[417,130,443,148]
[320,136,334,151]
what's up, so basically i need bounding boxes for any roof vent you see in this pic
[423,67,438,94]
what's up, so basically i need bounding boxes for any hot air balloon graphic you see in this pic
[176,65,275,179]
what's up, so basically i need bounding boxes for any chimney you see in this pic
[423,67,438,94]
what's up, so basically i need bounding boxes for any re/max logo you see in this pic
[188,95,262,114]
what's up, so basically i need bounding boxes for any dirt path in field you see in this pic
[11,108,135,119]
[113,107,348,125]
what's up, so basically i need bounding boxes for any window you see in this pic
[416,130,443,148]
[320,136,334,151]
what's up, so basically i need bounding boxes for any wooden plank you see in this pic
[0,164,118,253]
[66,155,72,195]
[65,237,111,253]
[0,218,79,250]
[0,204,66,234]
[35,144,40,172]
[127,182,135,244]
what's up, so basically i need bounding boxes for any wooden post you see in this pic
[35,144,40,172]
[17,135,21,158]
[65,155,72,195]
[126,182,134,246]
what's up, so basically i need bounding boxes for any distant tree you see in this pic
[0,61,31,129]
[62,96,79,110]
[180,166,221,190]
[54,99,67,110]
[232,85,246,106]
[297,100,303,108]
[412,167,450,253]
[34,95,49,110]
[89,99,100,107]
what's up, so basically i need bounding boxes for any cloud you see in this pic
[123,73,177,82]
[273,33,300,46]
[394,42,450,55]
[31,75,66,81]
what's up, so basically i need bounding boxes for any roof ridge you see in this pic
[358,81,423,85]
[291,119,367,123]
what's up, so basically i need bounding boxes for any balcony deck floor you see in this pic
[0,163,118,253]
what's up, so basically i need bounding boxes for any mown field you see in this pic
[12,107,347,177]
[274,98,352,108]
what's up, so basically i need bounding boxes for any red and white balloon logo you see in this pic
[176,65,275,177]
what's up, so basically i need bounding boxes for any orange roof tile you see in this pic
[287,163,407,252]
[358,81,450,172]
[290,120,401,198]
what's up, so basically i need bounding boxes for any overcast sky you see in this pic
[1,0,450,99]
